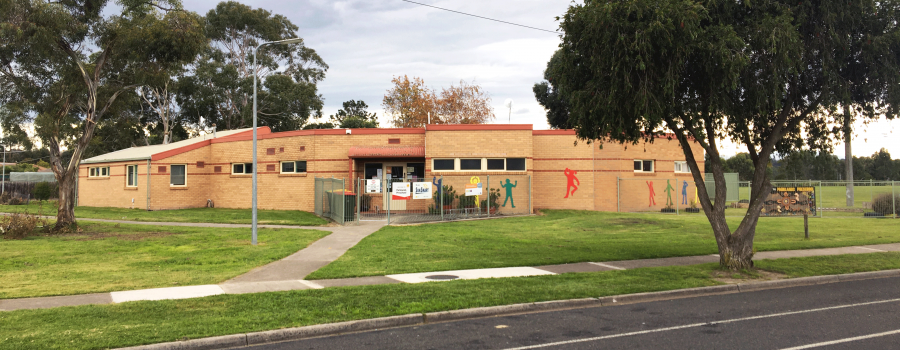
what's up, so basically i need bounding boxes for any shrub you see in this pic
[0,213,39,239]
[872,193,900,216]
[32,182,53,201]
[7,196,24,205]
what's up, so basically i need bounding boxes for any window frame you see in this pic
[231,162,253,175]
[506,158,526,171]
[126,165,138,187]
[89,166,110,178]
[634,159,655,173]
[432,159,455,171]
[170,164,187,186]
[674,161,690,173]
[280,160,308,174]
[459,158,482,171]
[486,158,505,171]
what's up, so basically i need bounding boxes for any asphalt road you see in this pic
[243,276,900,350]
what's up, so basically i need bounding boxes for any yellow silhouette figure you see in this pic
[470,176,481,204]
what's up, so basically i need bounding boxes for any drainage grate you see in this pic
[425,275,460,280]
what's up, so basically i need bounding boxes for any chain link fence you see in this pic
[314,177,353,224]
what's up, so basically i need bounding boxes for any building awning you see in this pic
[348,146,425,158]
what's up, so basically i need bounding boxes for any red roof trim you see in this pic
[152,140,211,161]
[427,124,533,131]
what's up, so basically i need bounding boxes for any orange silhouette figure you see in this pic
[647,181,656,206]
[564,168,580,198]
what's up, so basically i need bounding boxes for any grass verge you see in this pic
[0,222,329,298]
[2,252,899,350]
[0,203,329,226]
[0,265,718,350]
[308,210,900,279]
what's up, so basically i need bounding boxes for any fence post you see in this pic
[387,187,391,225]
[440,175,444,221]
[356,178,361,225]
[616,177,620,212]
[893,180,896,219]
[486,175,490,219]
[529,175,533,215]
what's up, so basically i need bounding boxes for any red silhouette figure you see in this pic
[564,168,580,198]
[647,181,656,206]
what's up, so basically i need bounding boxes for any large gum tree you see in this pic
[0,0,205,229]
[553,0,900,269]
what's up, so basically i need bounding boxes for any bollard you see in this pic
[804,213,809,239]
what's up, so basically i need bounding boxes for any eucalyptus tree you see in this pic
[0,0,205,229]
[177,1,328,132]
[553,0,900,269]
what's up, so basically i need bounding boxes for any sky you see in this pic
[178,0,899,159]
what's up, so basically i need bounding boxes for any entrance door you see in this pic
[385,163,407,211]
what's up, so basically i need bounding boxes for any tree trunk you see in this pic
[716,219,756,270]
[844,104,854,206]
[55,168,77,230]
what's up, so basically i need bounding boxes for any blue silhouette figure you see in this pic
[433,177,443,205]
[682,181,689,205]
[500,179,517,208]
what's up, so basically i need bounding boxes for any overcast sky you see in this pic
[179,0,899,158]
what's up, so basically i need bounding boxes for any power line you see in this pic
[401,0,558,34]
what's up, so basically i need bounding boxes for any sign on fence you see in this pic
[465,183,482,196]
[412,182,432,199]
[366,179,381,193]
[762,186,816,216]
[391,182,411,200]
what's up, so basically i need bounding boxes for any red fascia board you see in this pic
[152,140,211,161]
[426,124,533,131]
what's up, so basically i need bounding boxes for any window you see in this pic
[506,158,526,171]
[232,163,253,175]
[89,166,109,178]
[280,161,307,174]
[126,165,138,187]
[674,161,690,173]
[365,163,383,179]
[170,164,186,186]
[433,159,454,171]
[460,158,481,170]
[487,159,505,170]
[634,160,654,173]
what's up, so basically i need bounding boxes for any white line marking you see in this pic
[856,246,886,252]
[780,328,900,349]
[298,280,324,289]
[588,262,625,270]
[500,297,900,350]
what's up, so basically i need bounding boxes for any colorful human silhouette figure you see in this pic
[664,180,675,206]
[681,181,689,205]
[564,168,579,198]
[647,181,656,206]
[694,188,700,207]
[499,179,517,208]
[433,176,443,205]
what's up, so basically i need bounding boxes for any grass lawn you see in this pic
[2,252,898,350]
[307,210,900,279]
[0,222,329,299]
[0,202,328,226]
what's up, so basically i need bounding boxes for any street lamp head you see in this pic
[275,37,303,45]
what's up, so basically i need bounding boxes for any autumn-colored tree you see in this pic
[439,80,494,124]
[383,76,494,127]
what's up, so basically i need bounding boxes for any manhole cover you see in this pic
[425,275,460,280]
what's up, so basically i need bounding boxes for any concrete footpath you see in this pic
[2,242,899,312]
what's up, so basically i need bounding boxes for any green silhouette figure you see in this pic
[664,179,675,206]
[500,179,517,208]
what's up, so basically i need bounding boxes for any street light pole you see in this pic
[252,37,304,246]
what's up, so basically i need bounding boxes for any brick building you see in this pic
[78,124,704,213]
